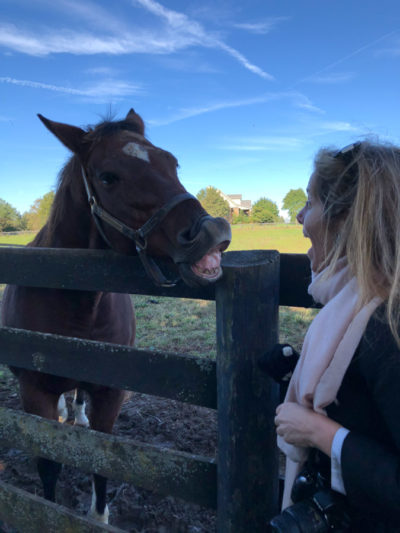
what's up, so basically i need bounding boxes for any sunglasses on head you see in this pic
[333,142,361,177]
[333,141,362,161]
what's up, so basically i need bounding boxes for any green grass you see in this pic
[133,296,217,357]
[0,232,35,246]
[229,223,309,253]
[133,295,314,358]
[0,225,309,253]
[0,225,314,358]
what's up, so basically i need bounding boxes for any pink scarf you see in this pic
[279,258,382,508]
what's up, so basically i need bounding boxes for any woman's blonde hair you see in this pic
[313,140,400,345]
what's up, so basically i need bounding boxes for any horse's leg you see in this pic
[87,388,126,524]
[57,394,68,423]
[19,380,62,502]
[72,388,89,427]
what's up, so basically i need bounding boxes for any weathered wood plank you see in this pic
[0,247,314,306]
[215,250,280,532]
[0,480,123,532]
[0,246,215,299]
[0,327,216,408]
[0,407,217,509]
[279,253,314,307]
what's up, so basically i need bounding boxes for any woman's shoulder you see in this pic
[363,303,391,344]
[355,302,400,377]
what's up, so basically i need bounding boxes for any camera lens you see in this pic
[269,511,303,532]
[269,500,330,533]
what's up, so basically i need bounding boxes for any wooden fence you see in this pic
[0,247,313,532]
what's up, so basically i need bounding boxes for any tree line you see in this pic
[0,192,54,232]
[0,186,306,233]
[197,186,306,224]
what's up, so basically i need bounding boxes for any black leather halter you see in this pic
[81,166,196,287]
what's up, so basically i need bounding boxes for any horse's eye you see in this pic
[98,172,119,186]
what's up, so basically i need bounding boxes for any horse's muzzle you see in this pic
[173,216,231,287]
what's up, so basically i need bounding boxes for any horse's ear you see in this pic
[125,108,145,135]
[38,114,86,155]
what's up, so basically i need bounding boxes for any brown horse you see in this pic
[1,109,231,523]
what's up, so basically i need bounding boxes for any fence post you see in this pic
[216,250,280,532]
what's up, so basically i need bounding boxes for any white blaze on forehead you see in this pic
[122,142,150,162]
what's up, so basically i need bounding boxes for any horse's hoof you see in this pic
[74,414,89,427]
[89,503,109,524]
[72,400,89,427]
[57,394,68,423]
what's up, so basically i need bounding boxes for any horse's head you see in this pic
[38,110,231,288]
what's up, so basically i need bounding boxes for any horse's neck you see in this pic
[32,163,103,250]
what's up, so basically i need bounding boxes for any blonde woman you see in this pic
[263,141,400,532]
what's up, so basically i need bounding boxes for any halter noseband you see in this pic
[81,166,196,287]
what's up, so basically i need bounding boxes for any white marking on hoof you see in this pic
[123,142,149,162]
[72,399,89,427]
[282,346,293,357]
[57,394,68,423]
[89,485,109,524]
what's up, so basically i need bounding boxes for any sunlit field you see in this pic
[0,232,35,246]
[229,223,309,254]
[0,225,310,252]
[0,225,314,358]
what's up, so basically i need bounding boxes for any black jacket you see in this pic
[320,305,400,531]
[261,305,400,531]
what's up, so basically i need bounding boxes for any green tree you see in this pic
[197,186,230,219]
[251,197,280,223]
[282,188,307,223]
[231,211,250,224]
[0,199,22,231]
[25,191,55,230]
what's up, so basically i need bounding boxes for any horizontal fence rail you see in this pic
[0,247,215,300]
[0,247,312,531]
[0,407,217,509]
[0,327,216,408]
[0,247,314,307]
[0,481,124,533]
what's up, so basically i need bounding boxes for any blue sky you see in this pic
[1,0,400,216]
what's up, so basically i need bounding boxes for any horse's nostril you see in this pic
[179,228,193,243]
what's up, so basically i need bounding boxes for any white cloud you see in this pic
[86,66,120,76]
[0,76,142,101]
[320,121,359,132]
[233,18,288,35]
[290,93,324,114]
[132,0,274,80]
[0,1,274,80]
[149,91,321,125]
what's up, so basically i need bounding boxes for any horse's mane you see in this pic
[32,116,144,248]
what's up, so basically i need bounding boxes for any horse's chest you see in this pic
[89,293,135,345]
[2,286,135,346]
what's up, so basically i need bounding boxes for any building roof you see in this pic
[217,190,252,211]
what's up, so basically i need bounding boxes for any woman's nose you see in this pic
[297,206,305,224]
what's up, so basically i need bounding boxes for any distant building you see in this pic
[217,190,252,216]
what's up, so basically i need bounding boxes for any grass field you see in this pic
[229,223,309,254]
[0,225,309,252]
[0,225,315,357]
[0,232,35,246]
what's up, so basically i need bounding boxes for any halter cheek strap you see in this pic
[81,166,196,287]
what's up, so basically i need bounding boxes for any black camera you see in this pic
[268,468,351,532]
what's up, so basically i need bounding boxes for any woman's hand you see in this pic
[275,402,342,456]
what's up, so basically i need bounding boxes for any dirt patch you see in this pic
[0,370,217,532]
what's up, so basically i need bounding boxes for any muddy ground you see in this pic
[0,370,217,532]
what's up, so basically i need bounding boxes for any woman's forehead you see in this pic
[307,172,318,194]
